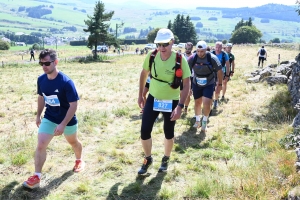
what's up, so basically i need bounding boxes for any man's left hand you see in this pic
[170,106,182,121]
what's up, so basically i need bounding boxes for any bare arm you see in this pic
[225,60,230,76]
[231,60,235,75]
[138,69,149,109]
[36,95,45,127]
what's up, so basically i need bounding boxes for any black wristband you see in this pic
[218,84,222,86]
[178,103,184,109]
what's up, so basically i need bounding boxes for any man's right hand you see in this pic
[138,96,144,109]
[36,116,41,128]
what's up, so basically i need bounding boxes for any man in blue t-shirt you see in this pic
[211,41,230,109]
[23,49,84,189]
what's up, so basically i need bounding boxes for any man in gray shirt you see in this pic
[188,41,223,133]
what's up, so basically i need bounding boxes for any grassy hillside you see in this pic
[0,45,299,199]
[0,0,299,42]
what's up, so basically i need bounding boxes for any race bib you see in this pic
[196,77,207,86]
[43,93,60,106]
[146,76,151,83]
[153,98,172,112]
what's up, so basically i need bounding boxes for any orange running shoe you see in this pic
[23,175,40,189]
[73,160,85,173]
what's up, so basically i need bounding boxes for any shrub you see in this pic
[0,40,10,50]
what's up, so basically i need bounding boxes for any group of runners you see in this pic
[23,28,237,189]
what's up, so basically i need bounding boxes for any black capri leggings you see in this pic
[141,94,179,140]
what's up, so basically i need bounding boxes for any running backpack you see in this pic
[149,49,183,89]
[228,53,234,69]
[260,48,266,55]
[191,52,215,87]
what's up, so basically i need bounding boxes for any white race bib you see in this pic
[153,98,172,112]
[196,77,207,86]
[43,93,60,106]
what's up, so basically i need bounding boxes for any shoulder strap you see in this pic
[212,50,216,55]
[149,49,158,77]
[221,51,226,66]
[191,53,198,67]
[174,51,182,70]
[206,51,212,64]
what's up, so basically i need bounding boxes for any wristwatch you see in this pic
[218,84,222,86]
[178,103,184,109]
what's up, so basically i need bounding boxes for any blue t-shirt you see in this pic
[215,51,229,73]
[37,71,79,126]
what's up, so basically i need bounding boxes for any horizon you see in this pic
[102,0,298,9]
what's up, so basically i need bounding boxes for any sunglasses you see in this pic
[157,41,171,48]
[39,61,54,66]
[185,48,192,51]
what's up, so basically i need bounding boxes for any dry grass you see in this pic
[0,45,299,199]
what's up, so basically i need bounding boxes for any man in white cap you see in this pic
[188,41,223,132]
[137,28,191,174]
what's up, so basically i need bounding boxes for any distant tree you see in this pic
[169,14,197,44]
[230,26,262,44]
[196,22,203,28]
[50,5,54,9]
[73,7,77,10]
[297,0,300,15]
[167,20,172,29]
[0,40,10,50]
[222,39,227,44]
[83,1,115,58]
[123,27,137,34]
[271,38,280,43]
[18,6,25,12]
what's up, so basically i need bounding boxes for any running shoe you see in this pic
[23,175,40,189]
[158,156,169,172]
[193,121,201,128]
[138,157,153,175]
[213,100,218,109]
[73,160,85,173]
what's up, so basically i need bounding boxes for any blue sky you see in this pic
[102,0,298,9]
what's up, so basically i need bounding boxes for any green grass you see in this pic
[0,45,299,199]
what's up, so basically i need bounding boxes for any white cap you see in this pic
[226,43,233,47]
[196,41,207,50]
[154,28,174,43]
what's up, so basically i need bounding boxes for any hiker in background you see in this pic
[30,48,35,61]
[222,43,235,101]
[181,42,194,115]
[212,41,230,108]
[23,49,84,189]
[257,45,267,68]
[137,28,191,175]
[189,41,223,132]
